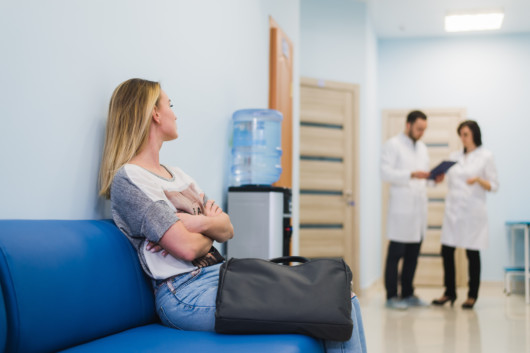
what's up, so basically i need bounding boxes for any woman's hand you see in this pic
[467,176,492,191]
[146,241,169,256]
[175,198,222,233]
[203,199,222,217]
[177,209,234,243]
[467,177,478,185]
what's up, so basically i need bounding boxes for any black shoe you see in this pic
[431,295,456,307]
[462,298,476,309]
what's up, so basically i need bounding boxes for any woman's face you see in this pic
[459,125,475,150]
[156,90,178,140]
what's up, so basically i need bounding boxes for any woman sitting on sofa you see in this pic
[98,78,367,353]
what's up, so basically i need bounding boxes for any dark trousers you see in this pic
[384,240,422,299]
[441,245,481,299]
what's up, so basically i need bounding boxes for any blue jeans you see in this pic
[155,263,367,353]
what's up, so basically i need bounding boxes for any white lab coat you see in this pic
[441,147,499,250]
[381,133,429,243]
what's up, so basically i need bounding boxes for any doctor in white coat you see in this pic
[432,120,499,309]
[381,111,443,310]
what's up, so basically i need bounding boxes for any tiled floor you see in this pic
[358,282,530,353]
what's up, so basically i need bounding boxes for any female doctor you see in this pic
[432,120,499,309]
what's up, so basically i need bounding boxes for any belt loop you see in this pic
[166,278,176,294]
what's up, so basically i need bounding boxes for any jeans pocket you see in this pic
[170,270,205,304]
[156,268,219,332]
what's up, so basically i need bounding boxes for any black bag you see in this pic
[215,256,353,341]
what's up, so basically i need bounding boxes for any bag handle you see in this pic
[269,256,310,265]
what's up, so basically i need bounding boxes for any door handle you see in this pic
[343,190,355,207]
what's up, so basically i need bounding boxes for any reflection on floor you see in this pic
[358,282,530,353]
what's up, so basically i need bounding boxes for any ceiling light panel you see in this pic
[445,11,504,32]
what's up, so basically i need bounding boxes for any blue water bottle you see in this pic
[231,109,283,186]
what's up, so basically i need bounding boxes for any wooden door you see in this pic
[381,108,468,287]
[269,17,293,188]
[299,77,360,293]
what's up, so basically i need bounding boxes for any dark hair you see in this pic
[457,120,482,148]
[406,110,427,124]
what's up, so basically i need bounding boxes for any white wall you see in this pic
[0,1,300,224]
[301,0,381,289]
[379,33,530,280]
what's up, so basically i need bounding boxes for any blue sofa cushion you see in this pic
[58,324,324,353]
[0,220,157,353]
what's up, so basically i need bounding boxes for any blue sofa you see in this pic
[0,220,324,353]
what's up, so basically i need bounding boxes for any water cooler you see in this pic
[227,186,292,259]
[226,108,290,259]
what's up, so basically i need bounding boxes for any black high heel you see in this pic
[462,298,476,309]
[431,295,456,307]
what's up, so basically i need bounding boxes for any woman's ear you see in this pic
[152,106,161,124]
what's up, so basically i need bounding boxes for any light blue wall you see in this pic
[3,0,524,285]
[301,0,367,82]
[379,33,530,280]
[0,1,300,222]
[301,0,381,289]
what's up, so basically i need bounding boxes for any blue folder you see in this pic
[429,160,456,179]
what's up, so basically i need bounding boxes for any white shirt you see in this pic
[381,133,429,243]
[441,147,499,250]
[111,164,205,279]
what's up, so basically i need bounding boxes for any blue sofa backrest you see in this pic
[0,220,157,353]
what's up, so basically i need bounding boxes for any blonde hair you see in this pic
[99,78,161,199]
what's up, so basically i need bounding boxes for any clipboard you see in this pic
[429,160,456,179]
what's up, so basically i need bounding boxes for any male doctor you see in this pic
[381,110,442,310]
